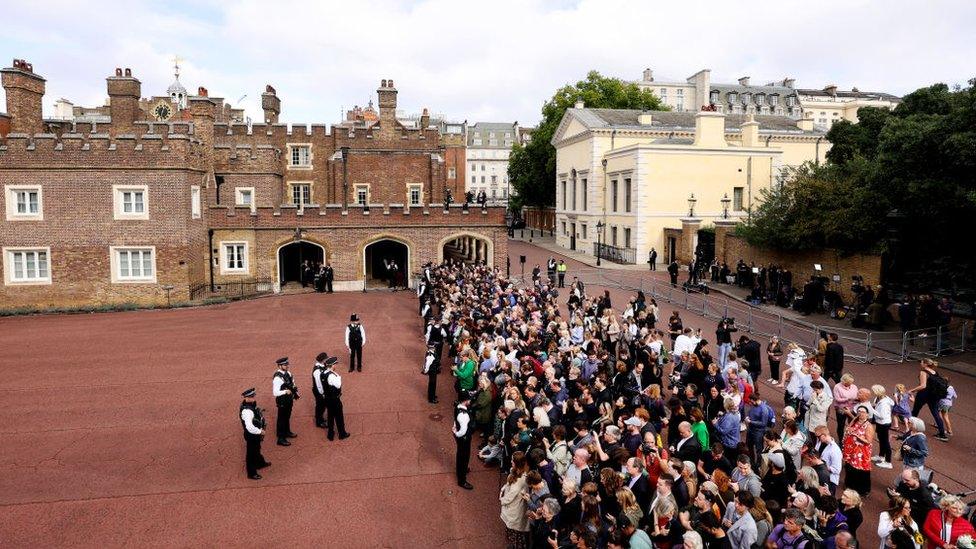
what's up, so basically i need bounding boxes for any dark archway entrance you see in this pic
[278,241,324,287]
[364,239,408,288]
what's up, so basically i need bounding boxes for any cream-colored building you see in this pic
[550,106,828,265]
[796,85,900,130]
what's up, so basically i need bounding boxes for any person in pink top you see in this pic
[833,373,858,441]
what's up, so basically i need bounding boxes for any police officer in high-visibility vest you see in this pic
[239,387,270,480]
[322,355,350,441]
[272,357,299,446]
[556,260,568,288]
[453,391,474,490]
[345,314,366,372]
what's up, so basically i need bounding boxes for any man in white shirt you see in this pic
[813,425,843,493]
[673,328,698,357]
[453,391,474,490]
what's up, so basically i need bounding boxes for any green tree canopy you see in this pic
[508,71,665,211]
[739,78,976,292]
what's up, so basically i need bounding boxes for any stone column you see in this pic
[713,219,738,265]
[679,218,701,265]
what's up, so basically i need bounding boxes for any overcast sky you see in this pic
[2,0,974,126]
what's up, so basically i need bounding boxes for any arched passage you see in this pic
[277,240,325,288]
[439,233,493,265]
[363,238,409,289]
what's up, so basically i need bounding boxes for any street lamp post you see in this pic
[687,193,697,217]
[721,193,731,219]
[596,220,604,267]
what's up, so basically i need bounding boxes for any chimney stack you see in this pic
[782,77,795,88]
[1,58,46,134]
[420,107,430,129]
[824,84,838,96]
[261,84,280,124]
[738,76,750,87]
[637,111,653,126]
[741,114,759,147]
[377,78,398,130]
[106,67,141,134]
[694,110,727,148]
[797,117,814,131]
[642,68,654,82]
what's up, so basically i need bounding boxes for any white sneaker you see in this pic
[877,461,894,469]
[871,456,883,463]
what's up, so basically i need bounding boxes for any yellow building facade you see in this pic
[551,107,828,265]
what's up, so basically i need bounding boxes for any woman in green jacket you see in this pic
[454,349,477,394]
[690,407,710,449]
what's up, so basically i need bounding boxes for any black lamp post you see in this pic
[687,193,697,217]
[596,220,604,267]
[721,193,731,219]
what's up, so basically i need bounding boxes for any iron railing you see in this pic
[593,243,637,265]
[189,278,275,301]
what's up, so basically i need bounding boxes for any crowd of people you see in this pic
[416,259,969,549]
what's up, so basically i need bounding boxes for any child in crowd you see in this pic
[891,383,913,432]
[939,380,957,437]
[478,435,503,466]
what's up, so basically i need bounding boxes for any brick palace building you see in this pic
[0,60,505,309]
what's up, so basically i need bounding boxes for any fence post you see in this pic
[866,332,873,364]
[936,326,943,356]
[747,307,753,333]
[724,299,729,319]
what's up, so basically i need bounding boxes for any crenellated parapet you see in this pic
[213,143,282,173]
[209,203,508,228]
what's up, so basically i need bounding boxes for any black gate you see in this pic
[696,229,715,267]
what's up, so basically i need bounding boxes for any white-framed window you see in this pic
[582,179,587,211]
[480,176,485,183]
[611,226,618,246]
[624,228,631,249]
[220,242,249,274]
[4,185,43,221]
[471,175,476,184]
[470,163,477,173]
[659,88,667,97]
[770,95,779,106]
[676,99,684,111]
[355,185,369,206]
[733,187,745,211]
[561,181,567,209]
[571,180,577,210]
[581,224,587,240]
[288,144,312,168]
[473,139,482,146]
[3,247,51,285]
[676,89,684,97]
[191,185,201,219]
[408,184,422,206]
[111,246,156,283]
[624,178,632,213]
[611,180,618,212]
[447,167,456,179]
[112,185,148,220]
[562,221,567,236]
[291,183,311,207]
[755,94,765,106]
[235,187,255,211]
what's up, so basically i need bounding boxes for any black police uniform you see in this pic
[347,321,364,372]
[312,361,327,428]
[423,347,439,403]
[240,396,269,479]
[273,365,299,445]
[323,368,349,440]
[454,401,473,489]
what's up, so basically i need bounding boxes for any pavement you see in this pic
[0,292,502,548]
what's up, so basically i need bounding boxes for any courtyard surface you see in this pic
[0,239,974,548]
[0,291,502,548]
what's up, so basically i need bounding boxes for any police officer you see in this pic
[322,355,350,441]
[345,314,366,372]
[272,357,299,446]
[668,259,680,287]
[453,391,474,490]
[239,388,270,480]
[423,343,440,404]
[311,352,330,428]
[556,260,567,288]
[323,263,334,293]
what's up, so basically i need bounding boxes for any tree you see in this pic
[509,71,666,209]
[739,78,976,292]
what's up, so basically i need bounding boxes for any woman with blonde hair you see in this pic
[922,494,975,548]
[873,384,895,469]
[499,451,530,548]
[751,497,774,546]
[616,487,644,528]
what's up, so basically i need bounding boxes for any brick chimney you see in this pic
[824,84,838,96]
[107,67,141,134]
[420,107,430,128]
[377,78,398,129]
[642,68,653,82]
[261,84,280,124]
[782,77,795,88]
[1,59,46,134]
[738,76,750,86]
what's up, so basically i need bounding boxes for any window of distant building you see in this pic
[447,167,456,179]
[5,185,43,221]
[710,90,720,104]
[288,144,312,168]
[291,183,311,207]
[561,181,567,209]
[582,179,588,211]
[624,178,632,212]
[113,185,149,220]
[611,226,618,246]
[235,187,255,212]
[611,179,618,212]
[581,224,587,240]
[733,187,744,211]
[221,242,249,274]
[3,247,50,285]
[769,94,779,106]
[408,184,422,206]
[624,228,631,249]
[111,246,156,283]
[191,185,201,219]
[355,185,369,206]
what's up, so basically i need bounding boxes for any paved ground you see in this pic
[0,292,502,548]
[1,239,973,548]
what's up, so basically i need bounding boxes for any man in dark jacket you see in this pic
[737,335,763,382]
[823,333,844,383]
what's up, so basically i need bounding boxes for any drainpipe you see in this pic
[746,156,753,221]
[208,229,215,292]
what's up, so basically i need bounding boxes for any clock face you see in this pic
[153,102,173,121]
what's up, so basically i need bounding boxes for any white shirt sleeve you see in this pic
[424,354,435,373]
[314,366,325,394]
[360,326,366,346]
[344,326,350,347]
[272,374,286,397]
[454,411,470,437]
[425,324,433,342]
[327,371,342,389]
[241,408,263,435]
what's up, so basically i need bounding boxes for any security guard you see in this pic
[556,260,568,288]
[345,314,366,372]
[272,357,299,446]
[311,352,330,428]
[453,391,474,490]
[322,356,350,440]
[239,388,270,480]
[422,343,439,403]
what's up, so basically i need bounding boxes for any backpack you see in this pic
[926,370,949,400]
